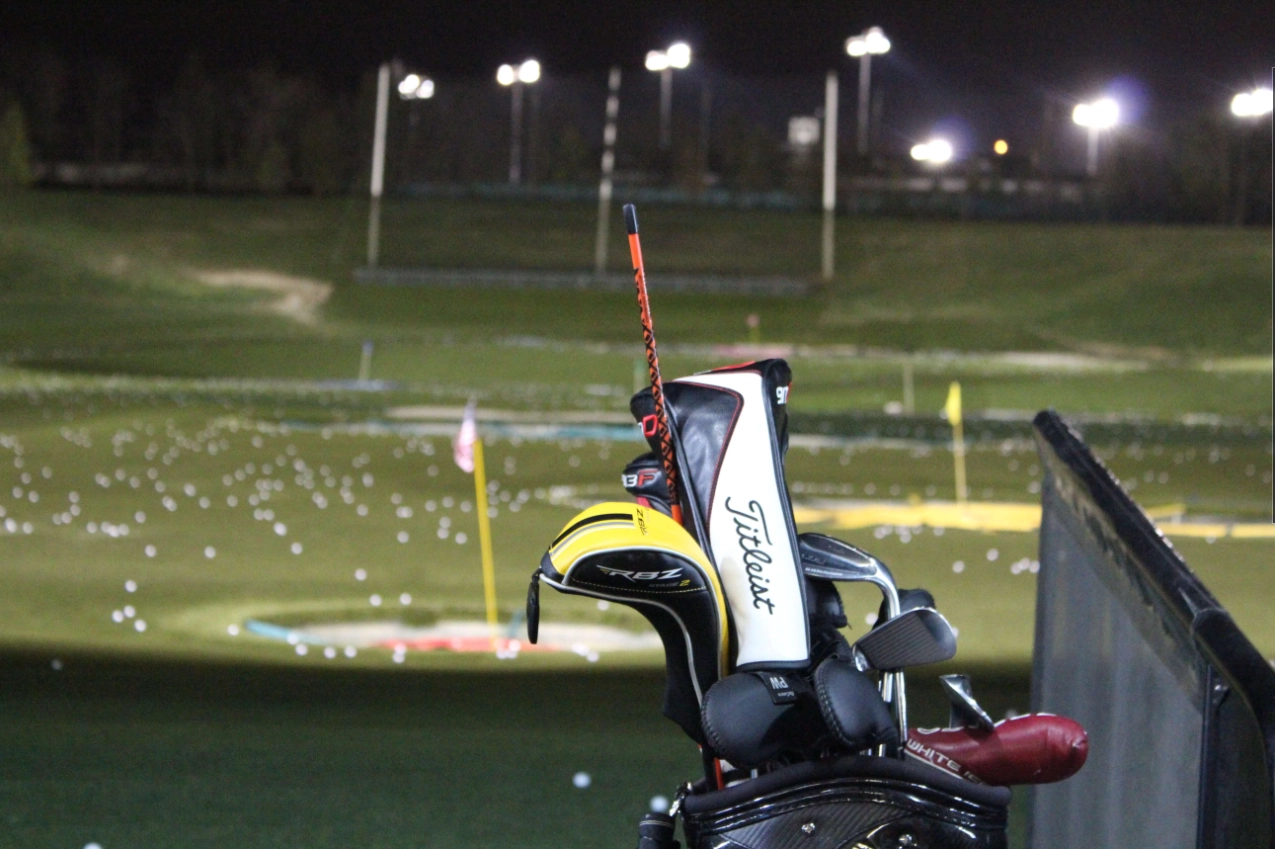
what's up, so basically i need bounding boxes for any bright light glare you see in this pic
[398,74,421,97]
[864,27,891,54]
[1073,97,1119,129]
[518,59,541,84]
[667,42,692,69]
[847,26,890,57]
[1231,87,1273,118]
[911,138,953,164]
[416,78,434,99]
[496,64,516,86]
[993,139,1009,155]
[645,50,670,72]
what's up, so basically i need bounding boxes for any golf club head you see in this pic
[537,502,730,745]
[812,656,900,755]
[939,674,995,732]
[852,607,957,671]
[798,533,900,618]
[701,670,827,768]
[877,586,936,626]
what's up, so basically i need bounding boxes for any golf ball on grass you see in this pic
[572,772,591,789]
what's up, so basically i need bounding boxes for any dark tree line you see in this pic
[0,45,1268,224]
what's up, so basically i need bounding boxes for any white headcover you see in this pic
[673,370,808,669]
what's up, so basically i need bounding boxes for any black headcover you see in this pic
[877,587,937,627]
[807,578,851,667]
[701,670,829,768]
[621,451,672,516]
[813,656,900,755]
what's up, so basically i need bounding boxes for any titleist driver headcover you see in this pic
[633,359,808,671]
[700,670,829,768]
[530,502,730,744]
[812,656,900,754]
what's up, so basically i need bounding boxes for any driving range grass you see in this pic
[0,189,1271,848]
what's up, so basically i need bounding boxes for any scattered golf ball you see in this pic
[125,580,137,592]
[370,594,382,607]
[650,795,670,813]
[204,546,216,558]
[144,545,157,557]
[227,624,240,636]
[396,531,408,543]
[134,620,147,632]
[572,772,591,789]
[399,593,412,605]
[355,568,367,581]
[291,542,303,554]
[865,612,879,626]
[952,561,965,573]
[295,644,307,655]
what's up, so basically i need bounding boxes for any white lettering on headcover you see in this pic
[675,370,808,667]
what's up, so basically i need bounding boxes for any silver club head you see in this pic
[852,607,957,671]
[798,533,900,618]
[938,674,995,731]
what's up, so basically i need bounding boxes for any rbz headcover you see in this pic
[633,359,809,671]
[528,502,730,744]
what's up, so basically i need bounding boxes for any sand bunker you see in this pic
[194,269,332,325]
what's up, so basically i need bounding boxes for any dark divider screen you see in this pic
[1028,411,1275,848]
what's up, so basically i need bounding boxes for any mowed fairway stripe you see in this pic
[793,502,1275,538]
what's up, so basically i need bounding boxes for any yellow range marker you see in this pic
[792,502,1275,539]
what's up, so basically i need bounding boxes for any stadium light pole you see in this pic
[368,63,436,267]
[1229,86,1272,226]
[498,59,541,184]
[820,70,838,281]
[646,42,691,150]
[1072,97,1119,177]
[594,67,622,275]
[845,27,890,158]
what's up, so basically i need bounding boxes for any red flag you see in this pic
[453,399,477,473]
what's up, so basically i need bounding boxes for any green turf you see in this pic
[0,190,1270,848]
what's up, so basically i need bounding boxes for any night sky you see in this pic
[4,1,1272,158]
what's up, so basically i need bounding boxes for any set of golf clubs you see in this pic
[696,531,958,778]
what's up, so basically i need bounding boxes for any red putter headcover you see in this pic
[905,713,1088,786]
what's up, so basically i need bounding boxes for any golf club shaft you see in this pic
[624,204,683,526]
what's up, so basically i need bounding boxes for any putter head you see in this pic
[535,502,731,745]
[852,607,957,671]
[939,674,995,732]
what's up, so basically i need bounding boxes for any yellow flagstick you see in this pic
[471,438,500,648]
[946,382,968,506]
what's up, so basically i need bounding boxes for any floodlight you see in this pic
[847,37,867,57]
[911,138,953,164]
[398,74,421,97]
[497,64,517,86]
[415,78,434,99]
[518,59,541,84]
[1073,98,1118,129]
[864,27,891,54]
[927,138,953,163]
[1232,87,1273,118]
[645,50,670,72]
[993,139,1008,155]
[667,42,692,69]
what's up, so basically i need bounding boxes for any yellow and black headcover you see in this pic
[527,502,730,744]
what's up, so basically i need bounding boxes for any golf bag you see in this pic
[631,359,809,671]
[679,755,1011,849]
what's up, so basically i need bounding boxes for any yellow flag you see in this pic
[945,381,962,428]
